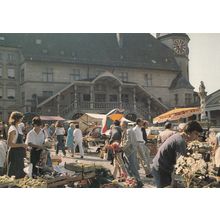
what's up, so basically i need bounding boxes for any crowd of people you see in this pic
[1,111,220,188]
[0,111,84,179]
[104,118,220,187]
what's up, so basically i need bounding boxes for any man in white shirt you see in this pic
[25,117,46,176]
[133,118,151,177]
[73,124,84,158]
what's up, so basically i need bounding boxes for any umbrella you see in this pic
[153,107,201,124]
[101,108,125,134]
[106,108,124,121]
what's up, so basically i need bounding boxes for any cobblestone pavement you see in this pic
[51,148,156,188]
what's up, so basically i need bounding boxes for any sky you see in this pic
[189,33,220,95]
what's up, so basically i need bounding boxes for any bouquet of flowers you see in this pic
[175,152,213,187]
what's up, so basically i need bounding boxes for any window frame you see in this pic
[7,67,16,79]
[109,94,118,102]
[145,73,152,87]
[42,68,54,82]
[119,72,128,82]
[7,88,16,100]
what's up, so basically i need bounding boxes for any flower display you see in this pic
[175,154,205,187]
[175,148,214,187]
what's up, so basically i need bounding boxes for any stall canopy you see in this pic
[153,107,201,124]
[77,113,106,125]
[40,116,65,121]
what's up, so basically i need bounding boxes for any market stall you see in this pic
[153,107,201,124]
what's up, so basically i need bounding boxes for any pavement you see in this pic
[51,147,156,188]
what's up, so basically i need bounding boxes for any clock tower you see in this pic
[157,33,190,80]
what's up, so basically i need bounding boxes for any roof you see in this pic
[170,74,194,90]
[0,33,180,71]
[207,89,220,99]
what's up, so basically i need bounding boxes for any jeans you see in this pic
[46,151,52,167]
[56,135,66,156]
[126,151,141,181]
[137,143,151,174]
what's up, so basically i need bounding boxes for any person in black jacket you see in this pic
[152,120,203,188]
[108,120,122,165]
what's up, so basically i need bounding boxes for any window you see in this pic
[70,69,80,81]
[83,94,90,101]
[174,94,178,105]
[0,53,2,60]
[8,54,15,62]
[0,66,2,78]
[42,91,53,98]
[121,94,129,103]
[95,94,106,102]
[42,68,53,82]
[21,92,25,105]
[0,36,5,41]
[0,88,3,99]
[109,94,117,102]
[20,69,24,82]
[60,51,65,55]
[8,68,15,79]
[145,74,152,86]
[7,88,15,99]
[185,93,192,105]
[35,39,42,44]
[119,72,128,81]
[42,49,48,54]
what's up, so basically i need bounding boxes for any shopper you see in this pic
[157,122,175,147]
[25,117,47,177]
[120,121,143,187]
[53,121,66,156]
[109,120,122,165]
[152,120,203,188]
[65,123,75,157]
[42,124,51,138]
[133,118,151,177]
[141,120,152,178]
[7,111,28,178]
[73,124,84,158]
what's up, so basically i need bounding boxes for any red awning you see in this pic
[40,116,65,121]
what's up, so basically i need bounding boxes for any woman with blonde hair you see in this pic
[7,111,28,178]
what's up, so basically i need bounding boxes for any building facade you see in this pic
[0,33,197,121]
[206,90,220,126]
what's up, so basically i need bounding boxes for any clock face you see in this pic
[173,39,188,55]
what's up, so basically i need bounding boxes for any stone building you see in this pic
[206,90,220,126]
[0,33,197,121]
